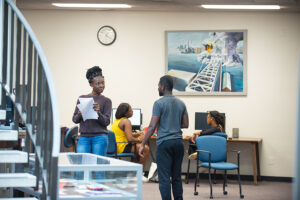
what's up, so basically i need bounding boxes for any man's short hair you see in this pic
[159,75,174,91]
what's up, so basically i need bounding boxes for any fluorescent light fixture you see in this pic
[201,5,280,10]
[52,3,132,8]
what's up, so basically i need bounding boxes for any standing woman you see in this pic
[72,66,112,157]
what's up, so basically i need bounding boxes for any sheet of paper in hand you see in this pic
[77,98,98,121]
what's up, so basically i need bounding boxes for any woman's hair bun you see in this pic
[86,66,103,83]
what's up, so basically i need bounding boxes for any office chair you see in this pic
[194,135,244,199]
[185,132,228,184]
[63,126,79,152]
[106,130,139,160]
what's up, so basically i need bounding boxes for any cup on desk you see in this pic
[232,128,239,138]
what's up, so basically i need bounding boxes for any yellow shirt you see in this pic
[111,117,128,153]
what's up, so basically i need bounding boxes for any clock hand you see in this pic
[106,35,112,40]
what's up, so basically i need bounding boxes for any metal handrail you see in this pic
[0,0,60,199]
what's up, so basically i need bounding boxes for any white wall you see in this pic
[22,9,300,177]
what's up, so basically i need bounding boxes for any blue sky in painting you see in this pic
[168,32,210,53]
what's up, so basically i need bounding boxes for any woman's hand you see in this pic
[191,131,200,143]
[133,131,143,138]
[137,135,144,142]
[77,110,82,118]
[93,103,101,115]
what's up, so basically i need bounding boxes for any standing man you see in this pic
[139,75,189,200]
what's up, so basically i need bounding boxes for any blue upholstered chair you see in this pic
[185,132,228,184]
[106,130,138,160]
[194,135,244,199]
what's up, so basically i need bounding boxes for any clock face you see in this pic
[97,26,116,46]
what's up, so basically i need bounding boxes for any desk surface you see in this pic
[180,136,262,143]
[227,137,262,143]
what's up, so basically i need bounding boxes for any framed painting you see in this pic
[165,30,247,96]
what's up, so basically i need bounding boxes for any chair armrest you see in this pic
[196,149,210,154]
[196,150,211,165]
[128,141,138,144]
[116,142,138,148]
[228,150,240,166]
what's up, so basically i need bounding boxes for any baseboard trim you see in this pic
[144,171,292,183]
[260,176,292,182]
[182,173,293,183]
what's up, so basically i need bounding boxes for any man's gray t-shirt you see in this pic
[152,95,188,145]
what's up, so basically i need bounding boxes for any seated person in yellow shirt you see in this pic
[111,103,150,170]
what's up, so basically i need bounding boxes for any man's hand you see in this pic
[139,144,145,158]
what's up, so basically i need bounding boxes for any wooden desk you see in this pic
[227,137,262,185]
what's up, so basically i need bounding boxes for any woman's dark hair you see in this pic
[115,103,131,119]
[86,66,103,83]
[159,75,174,91]
[208,111,225,130]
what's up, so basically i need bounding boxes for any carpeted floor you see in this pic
[142,179,292,200]
[0,178,292,199]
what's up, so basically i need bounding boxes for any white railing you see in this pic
[0,0,60,199]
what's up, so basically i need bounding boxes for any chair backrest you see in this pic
[212,132,228,139]
[63,126,78,150]
[107,130,117,154]
[196,135,227,163]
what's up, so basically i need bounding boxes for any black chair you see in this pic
[185,132,228,184]
[63,126,79,152]
[106,130,138,160]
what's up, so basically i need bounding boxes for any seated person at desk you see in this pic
[111,103,150,170]
[189,110,226,159]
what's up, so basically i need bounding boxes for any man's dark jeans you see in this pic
[156,139,184,200]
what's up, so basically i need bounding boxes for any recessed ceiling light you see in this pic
[52,3,132,8]
[201,5,280,10]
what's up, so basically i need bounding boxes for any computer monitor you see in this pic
[112,108,142,131]
[195,112,225,131]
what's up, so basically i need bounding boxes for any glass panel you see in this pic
[59,154,110,165]
[58,153,141,199]
[59,171,137,198]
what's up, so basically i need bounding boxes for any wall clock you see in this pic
[97,25,117,46]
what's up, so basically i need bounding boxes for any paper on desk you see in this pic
[77,98,98,121]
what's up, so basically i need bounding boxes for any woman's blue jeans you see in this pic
[76,134,108,180]
[77,134,108,156]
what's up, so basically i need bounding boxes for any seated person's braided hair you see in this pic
[208,111,225,132]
